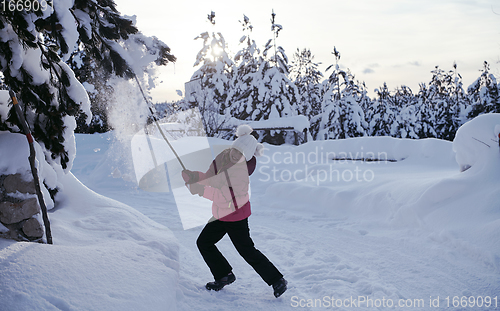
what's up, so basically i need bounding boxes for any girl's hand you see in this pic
[182,169,199,184]
[187,183,205,196]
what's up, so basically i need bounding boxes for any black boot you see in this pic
[205,272,236,291]
[272,278,287,298]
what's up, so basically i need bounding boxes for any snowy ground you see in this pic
[1,118,500,310]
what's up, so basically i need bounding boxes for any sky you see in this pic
[116,0,500,103]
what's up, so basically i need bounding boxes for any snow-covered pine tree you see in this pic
[249,11,299,144]
[425,65,463,140]
[70,8,175,133]
[0,0,175,171]
[467,61,500,119]
[188,11,234,137]
[290,48,323,120]
[226,15,261,121]
[416,82,437,139]
[353,80,372,128]
[449,62,470,128]
[0,5,87,171]
[311,47,367,140]
[368,83,398,137]
[391,86,420,139]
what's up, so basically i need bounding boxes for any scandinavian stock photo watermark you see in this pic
[258,146,391,185]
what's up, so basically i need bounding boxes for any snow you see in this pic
[0,90,11,122]
[73,8,92,42]
[1,117,500,310]
[0,172,179,310]
[53,0,79,61]
[59,62,92,125]
[82,81,96,94]
[453,113,500,172]
[1,25,22,75]
[231,115,310,132]
[18,48,51,85]
[105,78,151,140]
[0,133,179,310]
[0,131,58,210]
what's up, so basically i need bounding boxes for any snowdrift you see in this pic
[0,131,179,310]
[0,172,180,310]
[453,113,500,173]
[256,135,500,270]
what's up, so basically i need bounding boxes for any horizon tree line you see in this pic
[169,12,499,144]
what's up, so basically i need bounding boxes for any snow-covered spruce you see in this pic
[0,0,174,211]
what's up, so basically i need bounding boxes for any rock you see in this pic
[7,230,19,240]
[22,218,44,238]
[0,198,40,224]
[3,174,36,194]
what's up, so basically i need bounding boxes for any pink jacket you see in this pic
[195,149,256,222]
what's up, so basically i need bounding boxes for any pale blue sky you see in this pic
[117,0,500,102]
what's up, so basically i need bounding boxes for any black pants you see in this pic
[196,217,283,286]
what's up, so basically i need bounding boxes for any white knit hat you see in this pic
[232,125,264,161]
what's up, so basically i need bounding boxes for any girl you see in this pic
[182,125,287,298]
